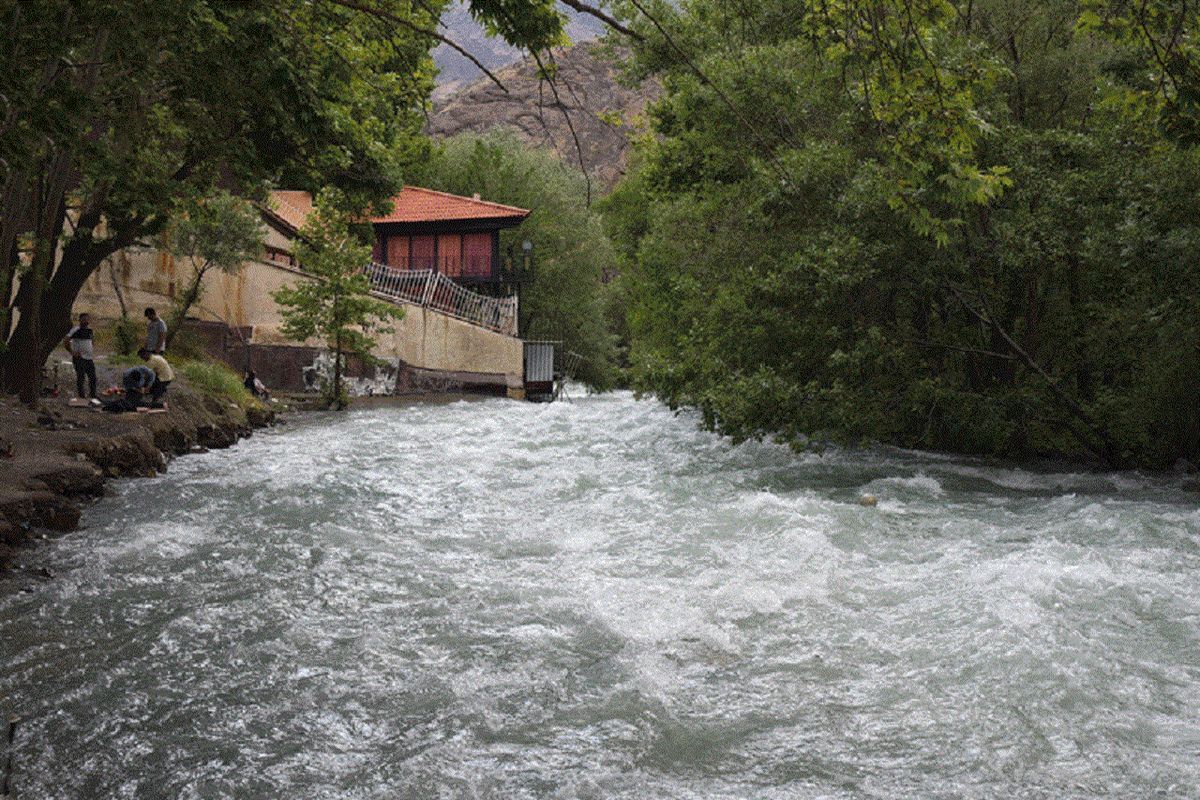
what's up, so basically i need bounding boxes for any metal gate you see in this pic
[523,340,557,402]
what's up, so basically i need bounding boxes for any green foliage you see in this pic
[416,132,621,390]
[160,192,264,276]
[0,0,567,398]
[272,188,405,409]
[465,0,567,52]
[110,316,142,357]
[609,0,1200,469]
[158,191,265,344]
[178,360,254,408]
[1081,0,1200,144]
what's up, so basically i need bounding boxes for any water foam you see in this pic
[2,392,1197,798]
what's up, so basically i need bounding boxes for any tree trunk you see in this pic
[0,21,71,343]
[6,149,72,403]
[166,263,209,348]
[1,208,149,396]
[0,176,32,346]
[106,254,128,318]
[333,328,344,410]
[0,237,19,345]
[1,26,111,401]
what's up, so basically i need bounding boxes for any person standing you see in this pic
[139,348,174,406]
[144,307,167,354]
[63,312,97,400]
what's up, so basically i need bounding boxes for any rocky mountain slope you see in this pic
[428,41,659,190]
[431,1,606,101]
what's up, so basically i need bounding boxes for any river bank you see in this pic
[0,381,274,570]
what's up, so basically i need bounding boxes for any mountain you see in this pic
[431,2,607,101]
[428,40,660,189]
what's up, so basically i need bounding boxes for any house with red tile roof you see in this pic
[74,186,534,400]
[262,187,530,287]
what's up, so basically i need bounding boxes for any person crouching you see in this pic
[109,363,156,412]
[139,348,174,407]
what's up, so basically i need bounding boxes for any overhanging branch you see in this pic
[531,49,593,206]
[556,0,644,41]
[948,283,1121,464]
[322,0,510,92]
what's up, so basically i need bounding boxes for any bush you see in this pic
[109,315,142,356]
[178,360,254,407]
[168,327,211,362]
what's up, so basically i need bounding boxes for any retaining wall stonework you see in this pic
[76,248,523,396]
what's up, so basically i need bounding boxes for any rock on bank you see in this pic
[0,384,273,568]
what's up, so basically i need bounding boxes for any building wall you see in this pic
[75,242,524,394]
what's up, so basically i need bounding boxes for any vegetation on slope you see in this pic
[177,361,255,409]
[605,0,1200,469]
[416,131,622,390]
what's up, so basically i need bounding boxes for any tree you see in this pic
[1081,0,1200,144]
[414,131,620,390]
[272,190,405,409]
[605,0,1200,469]
[157,192,265,347]
[0,0,567,404]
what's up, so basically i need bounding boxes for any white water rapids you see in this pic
[2,391,1199,798]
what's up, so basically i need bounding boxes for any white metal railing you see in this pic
[363,262,518,336]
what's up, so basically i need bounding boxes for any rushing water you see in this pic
[2,392,1199,799]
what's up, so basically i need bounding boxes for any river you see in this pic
[2,392,1198,798]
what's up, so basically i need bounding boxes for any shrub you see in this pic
[168,327,211,362]
[110,315,142,356]
[178,360,253,407]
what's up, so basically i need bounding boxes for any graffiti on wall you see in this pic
[302,350,400,397]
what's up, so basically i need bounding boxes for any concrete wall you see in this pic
[75,243,524,395]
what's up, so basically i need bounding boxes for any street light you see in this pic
[521,240,534,283]
[516,240,535,338]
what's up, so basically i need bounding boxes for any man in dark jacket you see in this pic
[104,364,156,413]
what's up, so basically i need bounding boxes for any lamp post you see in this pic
[516,239,534,337]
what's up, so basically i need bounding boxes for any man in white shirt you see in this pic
[63,312,97,399]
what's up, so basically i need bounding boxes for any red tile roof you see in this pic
[265,187,529,230]
[267,190,315,232]
[371,187,530,224]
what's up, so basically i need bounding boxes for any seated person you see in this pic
[139,348,174,406]
[243,369,269,400]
